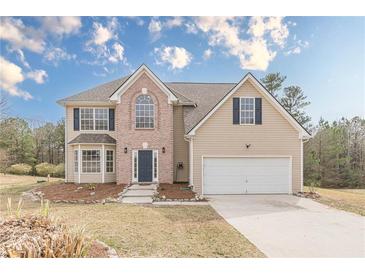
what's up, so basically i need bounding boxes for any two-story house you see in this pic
[57,64,310,195]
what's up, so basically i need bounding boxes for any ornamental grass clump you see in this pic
[0,198,89,258]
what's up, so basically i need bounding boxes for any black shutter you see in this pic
[255,98,262,125]
[73,108,80,131]
[233,97,240,124]
[109,108,115,131]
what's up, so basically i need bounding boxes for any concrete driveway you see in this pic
[208,195,365,257]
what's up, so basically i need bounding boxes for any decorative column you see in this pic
[102,144,105,183]
[78,144,81,184]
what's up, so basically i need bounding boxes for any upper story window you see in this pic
[135,95,154,129]
[95,109,108,130]
[80,108,108,131]
[240,97,255,124]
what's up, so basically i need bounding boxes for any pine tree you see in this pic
[261,72,286,98]
[280,85,311,127]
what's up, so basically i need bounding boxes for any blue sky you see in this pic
[0,16,364,124]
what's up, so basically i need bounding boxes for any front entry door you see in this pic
[138,150,153,182]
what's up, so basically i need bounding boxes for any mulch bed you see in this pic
[157,183,205,200]
[34,183,125,202]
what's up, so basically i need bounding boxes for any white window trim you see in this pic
[153,150,158,182]
[81,149,102,174]
[105,149,115,173]
[132,149,158,183]
[80,107,109,131]
[239,97,255,125]
[74,149,79,173]
[135,95,155,129]
[132,150,138,183]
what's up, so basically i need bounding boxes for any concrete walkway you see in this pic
[208,195,365,257]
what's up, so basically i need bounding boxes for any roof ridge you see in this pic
[166,81,236,84]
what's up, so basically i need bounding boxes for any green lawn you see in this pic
[304,186,365,216]
[0,174,264,258]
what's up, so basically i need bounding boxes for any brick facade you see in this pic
[115,72,174,184]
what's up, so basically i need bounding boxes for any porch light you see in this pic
[124,147,128,153]
[162,147,166,153]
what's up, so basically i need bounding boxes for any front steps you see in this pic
[120,183,157,204]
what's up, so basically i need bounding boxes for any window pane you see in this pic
[135,95,154,128]
[81,150,100,173]
[80,108,94,130]
[240,98,255,124]
[106,150,114,173]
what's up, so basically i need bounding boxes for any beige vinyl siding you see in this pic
[173,106,189,182]
[192,79,302,194]
[65,105,116,183]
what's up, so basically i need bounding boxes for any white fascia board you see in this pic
[109,64,178,104]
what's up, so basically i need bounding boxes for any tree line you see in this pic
[261,73,364,188]
[0,113,65,176]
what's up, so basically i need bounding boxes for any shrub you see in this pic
[53,163,65,178]
[35,163,56,177]
[0,215,88,258]
[8,164,32,175]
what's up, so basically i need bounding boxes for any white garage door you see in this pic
[203,157,291,195]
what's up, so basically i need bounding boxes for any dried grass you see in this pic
[0,215,88,258]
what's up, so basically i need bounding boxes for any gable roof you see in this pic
[109,64,178,103]
[57,67,310,139]
[167,82,235,133]
[186,73,311,139]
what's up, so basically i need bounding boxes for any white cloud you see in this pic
[148,19,162,41]
[128,17,145,26]
[87,18,119,46]
[0,56,32,100]
[203,48,213,60]
[40,17,82,36]
[154,46,192,70]
[165,17,183,29]
[285,46,301,55]
[26,69,48,84]
[0,17,45,53]
[84,18,128,68]
[284,40,309,55]
[248,17,289,47]
[91,22,113,45]
[239,39,276,70]
[15,49,30,69]
[108,42,125,63]
[44,47,76,65]
[148,17,185,41]
[185,22,198,34]
[193,16,288,71]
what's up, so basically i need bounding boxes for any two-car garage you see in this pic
[202,157,292,195]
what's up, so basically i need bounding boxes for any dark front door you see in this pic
[138,150,153,182]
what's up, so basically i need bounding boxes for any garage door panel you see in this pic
[203,157,290,195]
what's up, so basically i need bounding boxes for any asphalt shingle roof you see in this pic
[68,134,116,144]
[58,76,236,134]
[166,82,235,133]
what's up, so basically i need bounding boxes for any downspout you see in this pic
[184,135,194,188]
